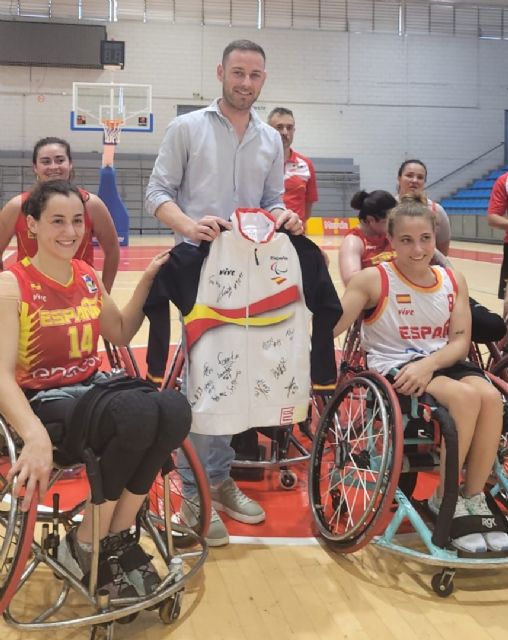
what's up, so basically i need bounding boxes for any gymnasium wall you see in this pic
[0,22,507,195]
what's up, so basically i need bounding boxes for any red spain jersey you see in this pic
[16,189,95,265]
[348,227,396,268]
[488,172,508,242]
[10,257,102,390]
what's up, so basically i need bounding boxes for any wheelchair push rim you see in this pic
[309,372,403,552]
[0,418,38,615]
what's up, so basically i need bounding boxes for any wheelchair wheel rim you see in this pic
[309,374,403,550]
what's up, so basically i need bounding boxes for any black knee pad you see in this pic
[102,390,159,453]
[148,390,192,442]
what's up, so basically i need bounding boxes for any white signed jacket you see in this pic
[145,208,341,435]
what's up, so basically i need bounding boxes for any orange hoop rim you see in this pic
[101,118,125,129]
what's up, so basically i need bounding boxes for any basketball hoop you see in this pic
[102,118,124,145]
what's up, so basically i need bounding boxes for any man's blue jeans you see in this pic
[179,431,235,497]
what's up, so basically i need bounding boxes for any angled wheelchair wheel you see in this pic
[162,342,185,392]
[469,341,502,374]
[0,419,38,614]
[104,341,141,377]
[149,437,210,548]
[339,320,365,380]
[490,353,508,383]
[309,371,403,552]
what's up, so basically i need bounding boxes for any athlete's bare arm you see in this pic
[488,213,508,231]
[0,195,23,270]
[333,267,381,337]
[434,203,451,256]
[99,250,169,346]
[338,234,364,285]
[0,271,53,509]
[87,194,120,293]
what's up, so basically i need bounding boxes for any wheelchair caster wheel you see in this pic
[431,570,454,598]
[280,470,298,489]
[90,623,114,640]
[159,590,183,624]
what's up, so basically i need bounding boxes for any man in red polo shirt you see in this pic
[268,107,318,226]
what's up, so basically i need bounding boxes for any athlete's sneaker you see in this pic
[427,490,487,553]
[58,528,137,599]
[211,477,265,524]
[104,529,161,596]
[181,498,229,547]
[463,493,508,552]
[427,490,441,517]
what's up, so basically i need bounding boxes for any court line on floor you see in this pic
[5,244,504,266]
[230,535,320,546]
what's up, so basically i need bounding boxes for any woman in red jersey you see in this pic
[0,180,191,598]
[339,189,397,285]
[0,137,119,292]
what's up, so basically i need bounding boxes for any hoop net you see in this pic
[102,118,124,145]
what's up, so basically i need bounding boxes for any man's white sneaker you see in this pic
[180,498,229,547]
[211,478,265,524]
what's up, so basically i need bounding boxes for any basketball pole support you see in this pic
[98,141,130,247]
[71,78,153,248]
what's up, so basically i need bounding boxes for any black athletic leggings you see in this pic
[34,388,192,502]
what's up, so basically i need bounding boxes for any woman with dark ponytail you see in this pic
[339,189,397,285]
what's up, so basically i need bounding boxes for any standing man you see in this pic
[267,107,319,225]
[145,40,302,546]
[487,170,508,316]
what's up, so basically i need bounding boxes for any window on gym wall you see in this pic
[0,0,508,39]
[430,4,455,35]
[204,0,231,26]
[373,1,400,35]
[455,5,480,37]
[479,6,503,39]
[348,1,375,33]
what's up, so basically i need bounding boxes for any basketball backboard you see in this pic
[71,82,153,133]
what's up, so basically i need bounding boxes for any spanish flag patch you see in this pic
[396,293,411,304]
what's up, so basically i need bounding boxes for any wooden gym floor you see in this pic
[2,235,508,640]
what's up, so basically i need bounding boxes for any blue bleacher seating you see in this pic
[439,165,508,216]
